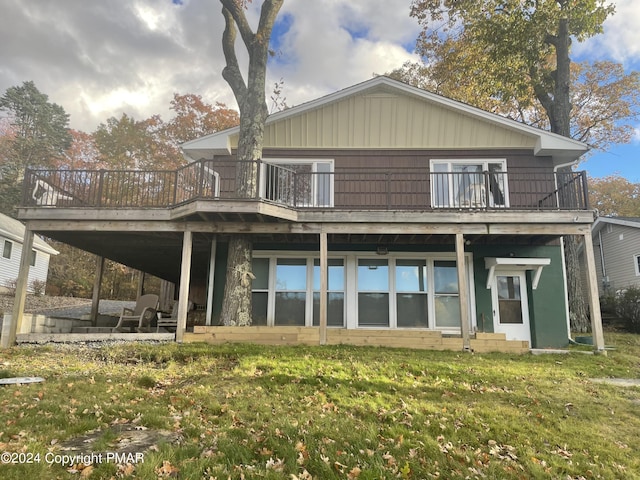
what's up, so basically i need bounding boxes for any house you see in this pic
[0,212,58,294]
[4,77,605,352]
[590,216,640,296]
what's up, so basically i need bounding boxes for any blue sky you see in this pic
[0,0,637,182]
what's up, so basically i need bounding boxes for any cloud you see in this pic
[574,0,640,66]
[0,0,420,131]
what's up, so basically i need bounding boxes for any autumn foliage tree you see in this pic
[399,0,631,333]
[589,175,640,217]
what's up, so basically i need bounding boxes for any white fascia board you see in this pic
[180,131,234,162]
[592,216,640,235]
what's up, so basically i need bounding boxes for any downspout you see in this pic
[598,229,606,280]
[553,159,579,344]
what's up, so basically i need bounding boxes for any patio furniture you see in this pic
[156,301,178,332]
[112,294,159,333]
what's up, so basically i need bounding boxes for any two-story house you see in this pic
[5,77,605,352]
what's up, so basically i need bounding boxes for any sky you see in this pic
[0,0,638,181]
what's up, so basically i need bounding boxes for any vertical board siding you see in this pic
[258,92,537,150]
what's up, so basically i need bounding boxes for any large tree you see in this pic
[0,81,71,216]
[589,175,640,217]
[218,0,283,326]
[405,0,622,332]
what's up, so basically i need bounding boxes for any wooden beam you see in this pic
[1,228,34,348]
[90,256,105,326]
[176,230,193,343]
[582,232,606,354]
[205,236,217,326]
[455,233,471,352]
[319,232,328,345]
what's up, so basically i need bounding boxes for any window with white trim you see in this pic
[635,254,640,276]
[262,159,334,207]
[313,259,345,327]
[430,159,508,208]
[357,258,390,327]
[30,250,37,267]
[2,240,12,259]
[250,253,471,331]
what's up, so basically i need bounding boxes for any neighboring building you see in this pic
[590,217,640,296]
[0,213,58,294]
[12,77,603,351]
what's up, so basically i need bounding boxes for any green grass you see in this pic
[0,332,638,479]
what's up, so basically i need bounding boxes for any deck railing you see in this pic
[23,160,590,211]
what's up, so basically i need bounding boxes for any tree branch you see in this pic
[220,5,247,104]
[219,0,256,52]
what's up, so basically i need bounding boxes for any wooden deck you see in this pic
[184,326,529,354]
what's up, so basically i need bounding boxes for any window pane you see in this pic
[276,258,307,291]
[313,292,344,327]
[313,259,345,291]
[30,250,36,266]
[357,259,389,291]
[315,162,332,207]
[358,293,389,326]
[252,258,269,290]
[2,241,11,259]
[252,292,268,326]
[431,163,449,207]
[396,293,428,328]
[434,261,458,293]
[396,260,427,292]
[434,296,461,327]
[275,292,306,326]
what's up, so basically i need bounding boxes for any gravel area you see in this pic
[0,295,134,317]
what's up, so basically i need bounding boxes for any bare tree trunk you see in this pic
[536,16,591,333]
[217,0,283,326]
[564,235,590,333]
[220,234,253,326]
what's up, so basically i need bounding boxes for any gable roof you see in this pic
[592,216,640,235]
[0,213,58,255]
[182,76,588,165]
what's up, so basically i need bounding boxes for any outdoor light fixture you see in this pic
[376,246,389,255]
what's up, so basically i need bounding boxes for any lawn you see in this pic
[0,333,639,479]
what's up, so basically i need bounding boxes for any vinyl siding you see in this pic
[0,235,51,293]
[598,224,640,293]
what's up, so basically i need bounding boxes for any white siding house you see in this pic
[590,217,640,296]
[0,213,58,294]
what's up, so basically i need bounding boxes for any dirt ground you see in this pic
[0,294,91,315]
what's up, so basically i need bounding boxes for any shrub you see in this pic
[30,279,46,296]
[615,286,640,333]
[3,278,17,296]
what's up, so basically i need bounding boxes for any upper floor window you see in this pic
[2,240,12,259]
[635,254,640,276]
[262,159,334,207]
[430,159,508,208]
[30,250,37,266]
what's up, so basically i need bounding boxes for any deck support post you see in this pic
[581,232,606,354]
[456,233,472,351]
[136,271,145,298]
[90,256,105,326]
[319,231,328,345]
[1,227,34,348]
[205,236,217,326]
[176,230,193,343]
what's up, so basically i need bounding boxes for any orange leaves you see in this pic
[155,460,179,478]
